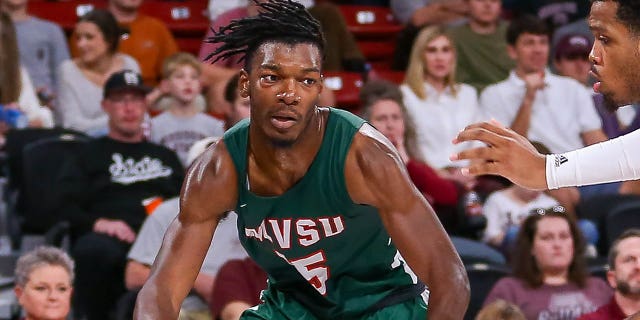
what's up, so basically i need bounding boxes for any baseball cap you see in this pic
[554,34,592,60]
[103,70,150,99]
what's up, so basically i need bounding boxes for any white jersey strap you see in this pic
[546,129,640,189]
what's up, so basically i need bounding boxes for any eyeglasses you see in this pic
[530,205,566,216]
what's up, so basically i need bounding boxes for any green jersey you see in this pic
[223,108,425,319]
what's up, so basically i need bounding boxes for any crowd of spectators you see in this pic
[1,0,640,319]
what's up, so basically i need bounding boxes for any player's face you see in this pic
[241,42,323,147]
[531,217,574,276]
[589,1,640,110]
[608,237,640,295]
[508,33,549,74]
[422,35,455,84]
[368,99,405,145]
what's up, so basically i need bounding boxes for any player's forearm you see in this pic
[385,207,469,319]
[417,239,469,320]
[134,280,180,320]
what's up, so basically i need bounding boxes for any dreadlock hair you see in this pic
[203,0,325,72]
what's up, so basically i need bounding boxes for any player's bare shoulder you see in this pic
[180,139,239,223]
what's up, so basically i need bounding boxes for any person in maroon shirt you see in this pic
[209,257,267,320]
[359,80,462,231]
[579,229,640,320]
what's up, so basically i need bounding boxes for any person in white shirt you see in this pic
[401,25,481,190]
[480,15,608,155]
[452,1,640,204]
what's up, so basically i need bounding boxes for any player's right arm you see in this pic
[133,141,239,320]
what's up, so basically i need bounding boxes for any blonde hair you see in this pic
[404,25,458,100]
[476,300,526,320]
[161,52,202,79]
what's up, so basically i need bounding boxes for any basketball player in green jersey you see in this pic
[134,1,469,319]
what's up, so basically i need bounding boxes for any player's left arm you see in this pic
[345,124,469,320]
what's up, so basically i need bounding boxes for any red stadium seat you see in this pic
[138,1,209,37]
[338,5,403,38]
[27,1,107,32]
[323,71,364,112]
[371,69,405,84]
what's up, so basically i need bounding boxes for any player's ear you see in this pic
[239,69,250,98]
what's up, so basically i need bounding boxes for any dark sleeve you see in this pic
[406,159,459,206]
[209,259,265,319]
[163,149,185,197]
[56,151,97,236]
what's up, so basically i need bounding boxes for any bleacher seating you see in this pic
[27,0,106,32]
[323,71,364,112]
[464,263,510,320]
[27,0,207,55]
[138,1,208,55]
[338,5,402,71]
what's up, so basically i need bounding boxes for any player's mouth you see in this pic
[590,67,601,93]
[271,114,297,130]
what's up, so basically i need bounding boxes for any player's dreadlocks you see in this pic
[203,0,325,71]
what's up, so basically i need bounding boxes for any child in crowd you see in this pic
[150,53,225,167]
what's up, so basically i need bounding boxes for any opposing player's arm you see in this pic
[134,141,238,320]
[345,124,469,320]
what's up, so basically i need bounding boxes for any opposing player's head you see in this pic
[205,0,325,147]
[589,0,640,110]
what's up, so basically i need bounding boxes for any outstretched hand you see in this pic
[451,120,548,190]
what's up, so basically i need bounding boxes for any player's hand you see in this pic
[94,218,137,243]
[451,120,547,190]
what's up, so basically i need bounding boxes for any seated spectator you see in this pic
[447,0,515,92]
[391,0,468,70]
[2,0,70,108]
[13,246,75,320]
[476,299,525,320]
[482,184,559,252]
[553,33,592,87]
[579,229,640,320]
[57,70,184,320]
[400,26,481,182]
[0,12,54,132]
[149,53,225,168]
[359,79,462,231]
[209,257,267,320]
[223,72,251,130]
[480,15,607,155]
[199,0,346,117]
[484,208,612,319]
[58,9,140,136]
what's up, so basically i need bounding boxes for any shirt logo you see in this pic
[109,153,173,185]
